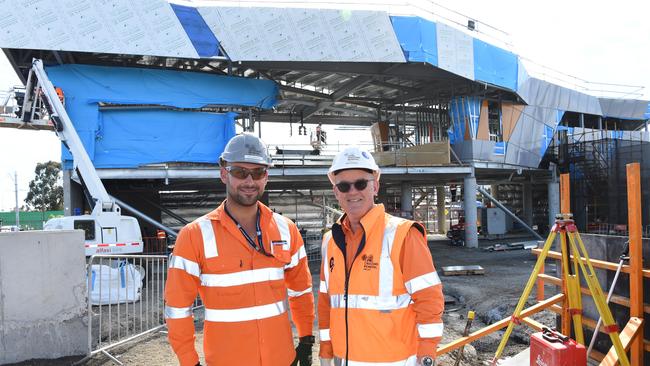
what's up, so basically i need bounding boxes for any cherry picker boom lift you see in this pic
[20,59,165,255]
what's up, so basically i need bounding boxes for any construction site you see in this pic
[0,1,648,365]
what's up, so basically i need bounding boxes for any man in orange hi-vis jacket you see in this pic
[318,146,444,366]
[165,134,315,366]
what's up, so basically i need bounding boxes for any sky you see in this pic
[0,0,649,211]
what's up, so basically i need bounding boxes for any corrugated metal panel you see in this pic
[517,77,602,115]
[598,98,649,120]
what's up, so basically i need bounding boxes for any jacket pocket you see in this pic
[270,240,291,264]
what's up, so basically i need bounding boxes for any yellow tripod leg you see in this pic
[559,232,572,336]
[561,231,585,344]
[568,247,585,345]
[492,230,558,363]
[567,230,630,366]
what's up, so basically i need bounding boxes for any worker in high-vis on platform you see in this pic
[164,134,315,366]
[318,146,444,366]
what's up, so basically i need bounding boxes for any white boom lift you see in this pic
[23,59,145,255]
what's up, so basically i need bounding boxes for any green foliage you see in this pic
[24,161,63,211]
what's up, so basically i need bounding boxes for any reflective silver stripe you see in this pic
[405,272,441,294]
[322,231,332,291]
[319,328,331,341]
[197,217,218,258]
[204,300,286,322]
[287,286,312,297]
[164,305,192,319]
[273,213,292,244]
[330,293,411,311]
[285,245,306,269]
[201,267,283,287]
[168,254,201,277]
[417,322,444,338]
[379,217,403,299]
[319,280,328,293]
[343,355,417,366]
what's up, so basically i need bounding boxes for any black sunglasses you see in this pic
[225,166,267,180]
[335,179,370,193]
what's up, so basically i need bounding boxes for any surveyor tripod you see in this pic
[491,213,630,366]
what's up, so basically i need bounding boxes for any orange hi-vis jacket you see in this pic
[318,204,444,365]
[164,202,315,366]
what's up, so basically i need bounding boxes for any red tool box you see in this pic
[530,328,586,366]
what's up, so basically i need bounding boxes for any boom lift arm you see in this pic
[23,59,119,216]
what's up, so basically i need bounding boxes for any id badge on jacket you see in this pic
[270,240,291,263]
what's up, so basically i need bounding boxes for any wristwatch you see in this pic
[420,356,434,366]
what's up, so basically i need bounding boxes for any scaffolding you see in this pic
[546,128,650,235]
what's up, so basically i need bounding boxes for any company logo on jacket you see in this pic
[361,254,377,270]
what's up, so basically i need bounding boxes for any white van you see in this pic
[44,212,143,256]
[0,225,19,232]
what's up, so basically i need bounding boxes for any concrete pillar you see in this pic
[463,174,479,248]
[62,170,84,216]
[548,178,560,230]
[522,183,533,226]
[401,182,413,219]
[436,186,446,234]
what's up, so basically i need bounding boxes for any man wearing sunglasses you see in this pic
[318,146,444,366]
[165,134,315,366]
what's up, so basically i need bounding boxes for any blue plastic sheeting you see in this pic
[62,109,236,169]
[390,16,438,65]
[494,141,505,155]
[95,110,235,168]
[46,64,276,168]
[448,96,481,144]
[171,4,221,58]
[473,39,518,91]
[46,64,277,109]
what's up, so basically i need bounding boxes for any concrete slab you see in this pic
[0,230,86,364]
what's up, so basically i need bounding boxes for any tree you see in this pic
[24,161,63,211]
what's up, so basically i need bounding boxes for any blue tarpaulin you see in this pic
[93,110,237,168]
[45,64,277,168]
[473,39,518,91]
[390,16,438,65]
[448,96,481,144]
[171,4,221,58]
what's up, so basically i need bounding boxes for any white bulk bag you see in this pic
[90,261,144,305]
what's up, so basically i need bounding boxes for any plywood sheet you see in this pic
[372,142,450,166]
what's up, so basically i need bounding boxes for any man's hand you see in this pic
[290,336,315,366]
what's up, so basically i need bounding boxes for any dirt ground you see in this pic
[11,235,557,366]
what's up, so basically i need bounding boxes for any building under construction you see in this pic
[0,1,648,365]
[2,2,647,248]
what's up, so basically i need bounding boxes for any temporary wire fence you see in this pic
[81,254,168,365]
[304,233,323,263]
[77,254,206,365]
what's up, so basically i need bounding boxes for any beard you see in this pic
[227,185,262,207]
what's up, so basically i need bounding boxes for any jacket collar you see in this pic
[205,200,274,223]
[332,204,387,262]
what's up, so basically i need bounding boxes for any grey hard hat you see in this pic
[220,134,273,166]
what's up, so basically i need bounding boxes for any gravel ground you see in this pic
[10,235,556,366]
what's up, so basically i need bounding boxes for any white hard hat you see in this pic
[328,146,380,183]
[220,133,273,166]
